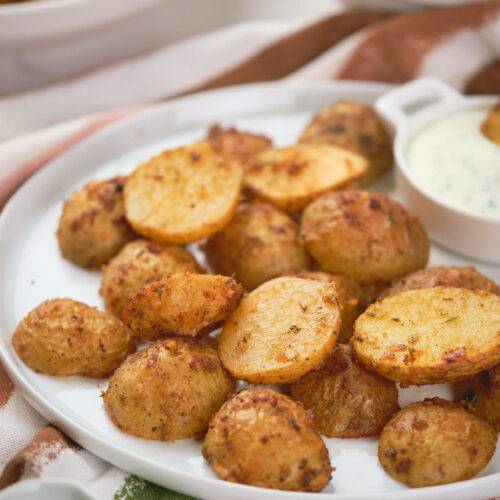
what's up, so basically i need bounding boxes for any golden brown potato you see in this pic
[292,271,367,343]
[104,337,235,441]
[301,190,429,284]
[299,99,393,185]
[100,239,200,318]
[12,298,134,378]
[244,144,367,212]
[204,203,310,290]
[124,142,243,243]
[123,273,243,340]
[453,364,500,431]
[206,124,272,166]
[379,398,497,487]
[57,177,137,268]
[286,345,399,438]
[380,265,500,299]
[218,277,340,384]
[352,287,500,385]
[481,103,500,145]
[202,388,331,492]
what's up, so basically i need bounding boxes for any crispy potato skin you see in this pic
[206,124,272,166]
[202,388,331,492]
[218,277,340,384]
[299,99,393,186]
[204,203,310,290]
[379,398,497,487]
[12,298,135,378]
[57,177,137,268]
[380,265,500,299]
[104,337,235,441]
[292,271,367,343]
[301,190,429,284]
[453,364,500,431]
[245,144,367,212]
[124,142,243,243]
[352,287,500,385]
[286,345,399,438]
[481,103,500,145]
[123,273,243,340]
[100,239,200,318]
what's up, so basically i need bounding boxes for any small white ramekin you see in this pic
[375,77,500,264]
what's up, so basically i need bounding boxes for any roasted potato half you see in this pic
[244,144,367,212]
[379,398,497,487]
[123,273,243,340]
[286,345,399,438]
[202,388,332,492]
[57,177,137,268]
[218,276,341,384]
[380,265,500,299]
[124,142,243,243]
[12,298,134,378]
[301,190,429,284]
[481,103,500,145]
[100,239,200,318]
[292,271,367,343]
[299,99,393,185]
[204,202,310,290]
[352,287,500,385]
[206,124,272,165]
[104,337,235,441]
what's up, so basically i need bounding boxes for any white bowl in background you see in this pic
[376,76,500,264]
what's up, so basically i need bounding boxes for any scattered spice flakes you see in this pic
[157,288,163,301]
[190,150,201,162]
[408,335,419,344]
[366,312,376,317]
[445,316,458,323]
[392,317,401,322]
[442,297,454,301]
[443,347,466,363]
[289,324,301,333]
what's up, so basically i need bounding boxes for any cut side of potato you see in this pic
[124,142,243,243]
[244,144,367,212]
[218,276,341,384]
[353,287,500,385]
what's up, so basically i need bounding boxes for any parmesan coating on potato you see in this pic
[12,298,135,378]
[218,277,340,384]
[124,142,243,243]
[123,273,243,340]
[104,337,235,441]
[353,287,500,385]
[202,388,332,491]
[244,143,367,212]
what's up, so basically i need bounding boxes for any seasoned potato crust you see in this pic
[57,177,137,268]
[286,345,399,438]
[202,388,331,492]
[353,287,500,385]
[218,277,340,384]
[123,273,243,340]
[244,144,367,212]
[124,142,243,243]
[204,203,310,290]
[12,298,134,378]
[301,190,429,284]
[453,364,500,431]
[380,265,500,299]
[206,124,272,165]
[379,398,497,487]
[104,337,235,441]
[481,103,500,145]
[293,271,367,343]
[100,239,200,318]
[299,99,393,185]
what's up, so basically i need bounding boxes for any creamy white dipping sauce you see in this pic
[406,107,500,217]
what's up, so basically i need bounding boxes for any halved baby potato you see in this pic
[123,272,243,340]
[244,144,367,212]
[352,287,500,385]
[124,142,243,243]
[481,103,500,145]
[218,276,341,384]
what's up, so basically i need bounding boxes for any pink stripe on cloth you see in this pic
[0,107,144,211]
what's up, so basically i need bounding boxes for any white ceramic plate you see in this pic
[1,81,500,500]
